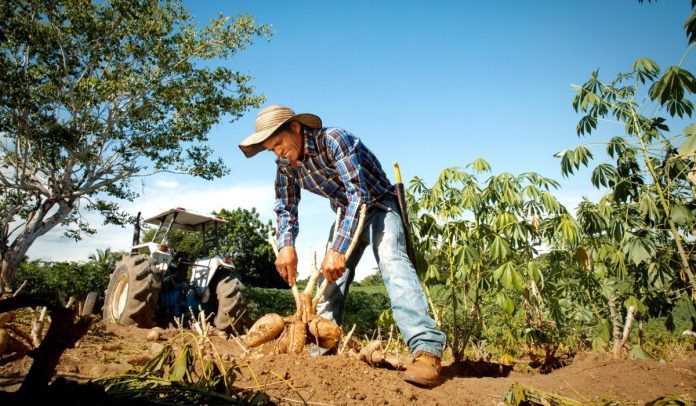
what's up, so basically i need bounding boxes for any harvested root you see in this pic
[355,339,409,370]
[358,340,385,364]
[246,204,367,355]
[246,313,285,347]
[285,320,307,354]
[308,315,342,349]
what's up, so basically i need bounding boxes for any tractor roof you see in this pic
[143,207,227,231]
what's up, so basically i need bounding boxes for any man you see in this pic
[239,104,446,387]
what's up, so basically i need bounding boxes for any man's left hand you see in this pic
[321,249,346,284]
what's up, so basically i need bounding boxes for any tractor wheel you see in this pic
[102,254,161,327]
[212,270,246,331]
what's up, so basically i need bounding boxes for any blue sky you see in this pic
[29,1,693,281]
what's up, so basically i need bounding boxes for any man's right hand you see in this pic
[276,246,298,286]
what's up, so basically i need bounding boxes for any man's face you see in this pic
[262,122,303,162]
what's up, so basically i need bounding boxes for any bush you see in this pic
[13,260,111,300]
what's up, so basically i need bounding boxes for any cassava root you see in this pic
[246,204,367,354]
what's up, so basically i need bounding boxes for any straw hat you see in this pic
[239,104,322,158]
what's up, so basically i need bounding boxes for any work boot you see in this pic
[403,351,441,387]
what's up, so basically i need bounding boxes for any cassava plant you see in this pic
[551,0,696,358]
[569,197,679,358]
[406,160,571,362]
[556,47,696,298]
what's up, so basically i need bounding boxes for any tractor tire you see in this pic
[102,254,161,328]
[212,270,246,331]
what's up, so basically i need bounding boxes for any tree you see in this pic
[0,0,271,291]
[214,208,285,288]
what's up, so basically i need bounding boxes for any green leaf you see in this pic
[494,261,513,283]
[556,214,580,244]
[490,236,510,260]
[591,335,608,353]
[527,261,544,287]
[624,296,648,316]
[649,66,696,105]
[626,240,651,266]
[670,204,692,226]
[494,212,517,233]
[541,191,561,213]
[169,345,194,383]
[638,193,661,223]
[469,157,492,173]
[591,163,617,188]
[577,114,598,136]
[496,292,515,315]
[459,245,480,268]
[426,264,442,282]
[632,58,660,84]
[591,321,610,352]
[557,146,594,176]
[678,124,696,156]
[510,269,524,292]
[606,136,629,158]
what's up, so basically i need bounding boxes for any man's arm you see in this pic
[274,166,301,285]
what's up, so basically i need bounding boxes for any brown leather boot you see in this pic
[403,351,441,387]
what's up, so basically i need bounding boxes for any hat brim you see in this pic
[239,113,322,158]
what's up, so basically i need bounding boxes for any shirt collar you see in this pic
[302,127,321,158]
[276,127,321,168]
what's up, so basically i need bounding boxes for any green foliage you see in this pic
[12,255,119,300]
[562,55,695,215]
[552,2,696,357]
[245,287,296,322]
[344,290,391,336]
[0,0,271,288]
[214,208,285,288]
[353,271,382,287]
[407,162,572,361]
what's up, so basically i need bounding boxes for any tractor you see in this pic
[102,207,246,331]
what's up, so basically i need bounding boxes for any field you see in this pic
[1,286,695,405]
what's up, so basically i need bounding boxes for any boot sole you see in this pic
[403,373,438,388]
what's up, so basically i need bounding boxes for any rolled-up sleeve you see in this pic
[274,166,301,250]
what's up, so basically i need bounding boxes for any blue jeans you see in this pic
[315,198,446,357]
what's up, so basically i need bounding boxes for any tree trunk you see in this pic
[0,201,73,292]
[609,298,635,359]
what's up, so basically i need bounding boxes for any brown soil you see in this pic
[1,321,695,405]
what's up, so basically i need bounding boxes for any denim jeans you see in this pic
[315,198,446,358]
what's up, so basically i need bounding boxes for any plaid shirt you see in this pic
[274,127,395,253]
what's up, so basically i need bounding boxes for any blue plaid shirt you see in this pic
[274,127,395,254]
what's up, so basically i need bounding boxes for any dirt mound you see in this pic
[1,323,695,405]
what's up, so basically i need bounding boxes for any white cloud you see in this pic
[154,179,180,190]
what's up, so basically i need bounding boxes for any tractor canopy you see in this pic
[143,207,227,232]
